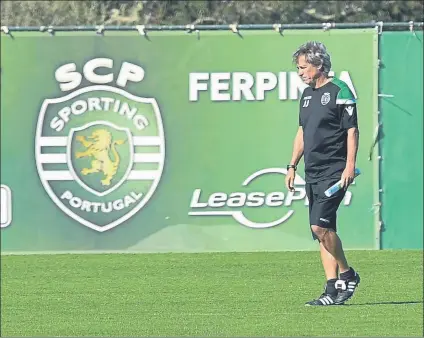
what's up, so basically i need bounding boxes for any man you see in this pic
[285,41,361,306]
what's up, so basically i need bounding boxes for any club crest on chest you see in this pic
[321,92,331,105]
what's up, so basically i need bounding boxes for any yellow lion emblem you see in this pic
[75,129,126,186]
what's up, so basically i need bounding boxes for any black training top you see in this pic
[298,77,358,183]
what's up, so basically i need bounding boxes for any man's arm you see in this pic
[346,127,359,170]
[286,127,304,191]
[341,127,359,188]
[290,126,304,166]
[338,84,359,188]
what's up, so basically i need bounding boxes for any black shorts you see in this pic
[305,178,346,240]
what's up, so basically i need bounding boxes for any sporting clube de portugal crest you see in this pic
[35,58,165,232]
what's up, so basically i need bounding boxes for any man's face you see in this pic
[296,55,320,85]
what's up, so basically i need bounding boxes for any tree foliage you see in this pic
[1,0,423,26]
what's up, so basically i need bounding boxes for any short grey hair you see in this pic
[292,41,332,76]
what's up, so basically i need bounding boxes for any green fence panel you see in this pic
[379,31,424,249]
[0,29,378,253]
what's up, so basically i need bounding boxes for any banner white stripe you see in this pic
[39,137,67,147]
[127,170,158,180]
[41,170,159,181]
[42,171,74,180]
[39,154,67,163]
[134,153,161,163]
[132,136,162,146]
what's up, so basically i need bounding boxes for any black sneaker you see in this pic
[334,271,361,304]
[305,293,337,306]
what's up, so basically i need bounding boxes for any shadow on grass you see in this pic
[344,301,423,306]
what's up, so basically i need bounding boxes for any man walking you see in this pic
[285,41,361,306]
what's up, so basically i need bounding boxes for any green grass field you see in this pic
[1,250,423,337]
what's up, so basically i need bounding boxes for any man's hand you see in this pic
[340,166,355,189]
[285,168,296,192]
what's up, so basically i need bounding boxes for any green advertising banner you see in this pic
[379,31,423,249]
[0,29,378,253]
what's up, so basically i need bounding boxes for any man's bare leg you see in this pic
[318,240,339,298]
[312,225,361,304]
[305,234,341,305]
[313,226,350,273]
[320,241,338,279]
